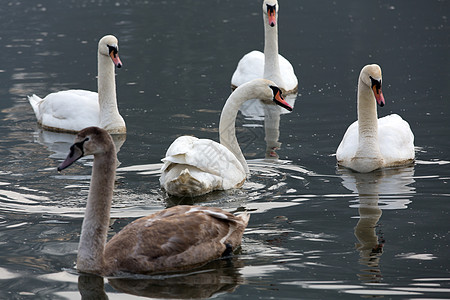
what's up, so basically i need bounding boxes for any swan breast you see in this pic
[336,114,415,172]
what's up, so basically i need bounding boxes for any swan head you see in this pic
[263,0,278,27]
[98,35,122,68]
[360,64,385,107]
[269,85,292,111]
[57,127,115,171]
[240,78,292,111]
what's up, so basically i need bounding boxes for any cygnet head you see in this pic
[57,127,115,171]
[360,64,385,107]
[98,35,122,68]
[263,0,279,27]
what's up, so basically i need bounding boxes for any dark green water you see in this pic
[0,0,448,299]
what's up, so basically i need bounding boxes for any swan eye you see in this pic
[369,76,381,93]
[71,137,88,157]
[107,45,118,58]
[68,144,77,158]
[266,4,276,14]
[266,4,277,27]
[269,85,282,97]
[74,137,89,149]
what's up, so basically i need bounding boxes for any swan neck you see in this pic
[356,78,380,155]
[263,14,284,87]
[97,54,122,130]
[219,88,249,174]
[77,149,116,274]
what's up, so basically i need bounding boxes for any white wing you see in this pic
[28,90,99,132]
[336,114,415,166]
[160,136,246,196]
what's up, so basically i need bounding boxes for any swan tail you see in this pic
[163,168,213,197]
[177,169,197,184]
[27,94,43,117]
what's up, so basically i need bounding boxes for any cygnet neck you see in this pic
[76,146,116,274]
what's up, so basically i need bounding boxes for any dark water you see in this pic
[1,0,449,299]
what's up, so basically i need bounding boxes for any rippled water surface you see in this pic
[0,0,449,299]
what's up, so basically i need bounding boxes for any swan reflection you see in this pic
[338,166,415,283]
[239,93,296,159]
[78,257,244,299]
[78,274,108,300]
[33,128,126,160]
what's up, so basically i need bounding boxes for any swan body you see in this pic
[336,64,415,173]
[58,127,249,276]
[231,0,298,94]
[160,136,246,197]
[28,35,126,134]
[160,79,293,197]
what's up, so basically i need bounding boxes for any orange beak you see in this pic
[110,52,122,68]
[267,6,276,27]
[274,90,293,111]
[372,85,385,107]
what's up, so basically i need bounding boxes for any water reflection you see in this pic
[239,93,296,159]
[338,166,415,285]
[33,128,126,160]
[77,257,244,299]
[116,158,311,210]
[78,274,108,300]
[32,129,77,159]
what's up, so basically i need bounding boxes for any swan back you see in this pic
[28,90,100,133]
[376,114,415,166]
[104,205,250,274]
[160,136,246,196]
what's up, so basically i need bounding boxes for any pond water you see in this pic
[0,0,449,299]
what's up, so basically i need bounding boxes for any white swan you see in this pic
[57,127,249,276]
[28,35,126,134]
[160,79,293,197]
[231,0,298,94]
[336,64,415,173]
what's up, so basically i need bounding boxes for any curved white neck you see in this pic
[219,88,252,174]
[263,13,285,89]
[97,54,124,132]
[356,79,381,157]
[77,149,116,274]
